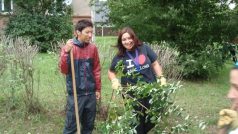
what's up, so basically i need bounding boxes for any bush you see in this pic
[181,42,225,79]
[150,41,183,81]
[1,36,43,114]
[0,40,7,76]
[5,13,73,52]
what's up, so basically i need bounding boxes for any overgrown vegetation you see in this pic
[96,82,196,133]
[150,41,183,81]
[4,0,73,52]
[0,36,42,114]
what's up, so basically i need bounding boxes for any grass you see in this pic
[0,36,234,134]
[174,64,232,133]
[0,52,66,133]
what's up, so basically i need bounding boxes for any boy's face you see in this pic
[228,69,238,111]
[77,27,93,43]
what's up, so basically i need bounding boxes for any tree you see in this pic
[4,0,73,52]
[106,0,238,79]
[10,0,71,15]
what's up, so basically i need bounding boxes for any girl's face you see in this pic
[121,32,134,50]
[230,70,238,88]
[228,69,238,111]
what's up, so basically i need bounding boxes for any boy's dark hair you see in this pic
[75,19,93,32]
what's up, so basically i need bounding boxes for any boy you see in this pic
[60,19,101,134]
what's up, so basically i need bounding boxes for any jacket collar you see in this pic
[73,37,88,48]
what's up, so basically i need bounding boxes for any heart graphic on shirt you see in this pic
[138,54,146,65]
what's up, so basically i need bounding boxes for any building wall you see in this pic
[72,0,91,25]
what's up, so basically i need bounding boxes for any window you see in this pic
[0,0,13,12]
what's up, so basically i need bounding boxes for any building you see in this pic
[93,0,116,36]
[71,0,115,36]
[71,0,91,25]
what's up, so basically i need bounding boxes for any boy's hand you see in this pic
[64,39,74,52]
[96,91,101,100]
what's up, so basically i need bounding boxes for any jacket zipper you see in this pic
[84,44,88,95]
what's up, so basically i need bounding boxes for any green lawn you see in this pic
[0,36,233,134]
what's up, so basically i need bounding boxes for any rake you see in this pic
[70,50,81,134]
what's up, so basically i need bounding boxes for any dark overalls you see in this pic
[63,94,96,134]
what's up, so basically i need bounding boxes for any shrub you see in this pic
[181,42,225,79]
[150,41,183,81]
[1,36,43,114]
[0,39,7,76]
[5,13,73,52]
[96,80,203,133]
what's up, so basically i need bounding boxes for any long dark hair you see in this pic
[116,27,142,56]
